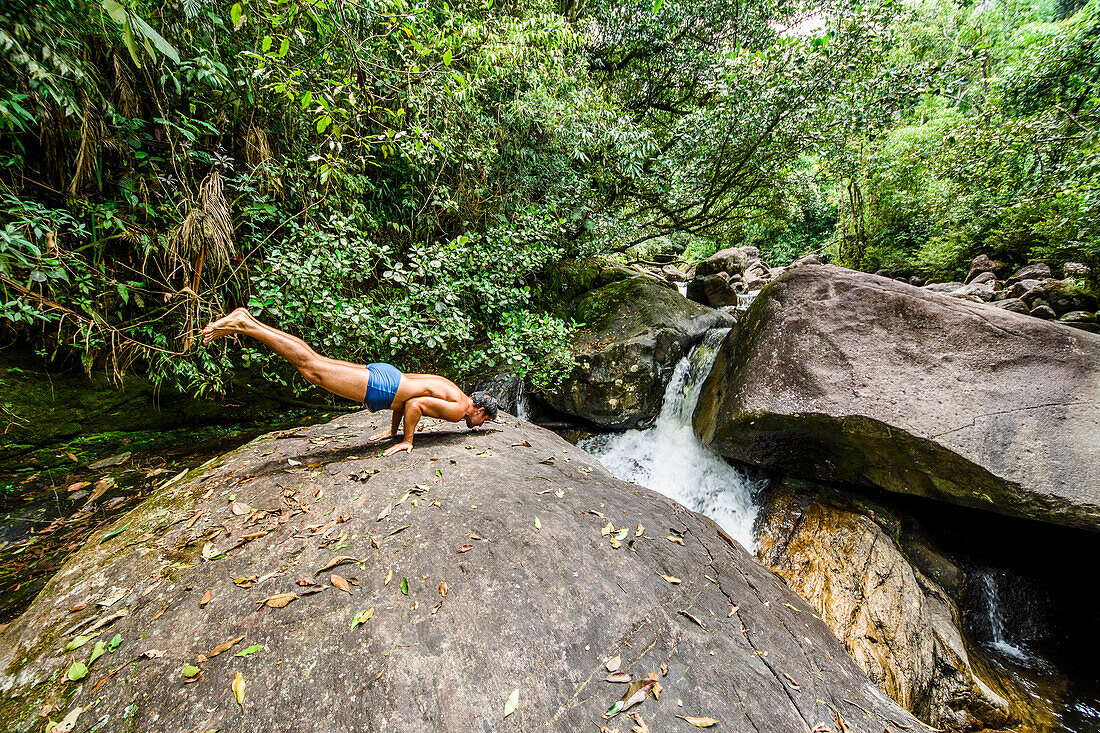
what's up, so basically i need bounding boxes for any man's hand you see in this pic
[382,441,413,457]
[367,429,394,443]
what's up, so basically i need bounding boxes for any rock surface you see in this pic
[0,411,918,732]
[694,265,1100,530]
[541,276,733,428]
[755,483,1054,732]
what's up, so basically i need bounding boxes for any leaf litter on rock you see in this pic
[259,592,297,608]
[331,574,351,593]
[235,644,263,658]
[678,716,718,728]
[205,635,245,659]
[604,677,656,718]
[504,688,520,718]
[232,672,246,708]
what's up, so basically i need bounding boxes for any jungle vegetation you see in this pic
[0,0,1096,394]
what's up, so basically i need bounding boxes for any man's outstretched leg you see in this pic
[202,308,369,402]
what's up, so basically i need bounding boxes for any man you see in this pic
[202,308,499,456]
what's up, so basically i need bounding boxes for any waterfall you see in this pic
[581,328,765,550]
[676,282,688,296]
[973,568,1031,660]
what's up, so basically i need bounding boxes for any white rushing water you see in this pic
[581,328,765,550]
[976,570,1031,661]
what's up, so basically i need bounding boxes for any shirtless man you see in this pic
[201,308,499,456]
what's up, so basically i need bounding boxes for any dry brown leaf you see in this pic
[660,575,681,584]
[666,536,685,545]
[66,481,90,492]
[330,574,351,594]
[377,504,392,521]
[605,673,632,683]
[678,716,718,728]
[296,577,318,587]
[315,556,360,575]
[439,581,448,597]
[631,714,651,733]
[605,655,622,673]
[260,592,298,608]
[384,569,393,585]
[232,671,245,708]
[206,635,245,658]
[151,604,169,622]
[199,589,212,608]
[230,501,251,516]
[457,544,474,553]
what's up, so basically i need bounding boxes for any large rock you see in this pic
[756,483,1054,732]
[541,276,733,428]
[0,412,919,732]
[694,265,1100,530]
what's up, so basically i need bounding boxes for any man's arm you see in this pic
[382,397,465,456]
[367,409,403,443]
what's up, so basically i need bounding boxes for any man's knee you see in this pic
[298,359,325,386]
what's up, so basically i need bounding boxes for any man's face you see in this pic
[465,409,488,428]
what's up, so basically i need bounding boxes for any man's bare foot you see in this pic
[201,307,253,345]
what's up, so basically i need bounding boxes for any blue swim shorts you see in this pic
[364,362,402,412]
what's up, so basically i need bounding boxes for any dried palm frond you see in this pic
[69,92,106,195]
[167,170,236,292]
[244,124,273,168]
[113,51,140,118]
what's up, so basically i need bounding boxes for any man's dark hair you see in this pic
[470,391,499,420]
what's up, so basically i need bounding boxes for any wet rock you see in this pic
[0,412,920,733]
[1021,278,1098,315]
[1004,279,1042,299]
[695,246,758,278]
[947,280,995,302]
[1064,262,1090,278]
[965,255,1004,284]
[908,276,925,286]
[686,272,741,308]
[790,254,823,268]
[1006,263,1051,285]
[1059,310,1097,324]
[1030,304,1057,320]
[541,276,733,428]
[661,264,689,282]
[756,483,1055,732]
[694,265,1100,530]
[990,297,1030,314]
[922,281,965,294]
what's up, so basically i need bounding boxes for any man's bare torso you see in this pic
[392,373,472,417]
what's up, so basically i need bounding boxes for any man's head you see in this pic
[466,391,499,427]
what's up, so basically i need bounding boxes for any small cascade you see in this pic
[977,571,1028,659]
[970,567,1047,661]
[581,328,765,550]
[676,281,688,296]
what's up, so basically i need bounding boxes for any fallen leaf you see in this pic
[601,522,614,536]
[504,688,520,718]
[88,640,105,665]
[141,649,164,659]
[605,678,656,718]
[64,635,93,651]
[606,655,622,673]
[107,633,122,652]
[99,523,130,543]
[511,440,531,447]
[331,574,351,593]
[315,556,360,575]
[46,706,82,733]
[783,672,800,690]
[201,542,219,560]
[635,524,644,537]
[400,577,409,595]
[66,481,90,493]
[67,662,88,681]
[182,664,201,678]
[439,581,448,597]
[679,610,704,627]
[234,644,263,658]
[606,673,632,683]
[200,589,213,608]
[632,714,651,733]
[612,527,629,541]
[666,536,685,546]
[206,635,245,658]
[260,592,298,608]
[678,716,718,728]
[660,663,669,676]
[661,575,681,585]
[89,452,130,470]
[384,569,393,585]
[352,607,375,629]
[457,544,474,553]
[376,504,392,521]
[230,501,251,516]
[232,672,245,708]
[534,516,541,530]
[235,576,258,588]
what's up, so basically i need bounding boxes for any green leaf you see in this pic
[64,635,92,651]
[651,0,665,13]
[605,699,624,717]
[121,16,142,66]
[230,3,242,27]
[67,662,88,681]
[316,116,331,134]
[261,36,273,52]
[278,37,290,57]
[300,91,312,109]
[504,688,519,718]
[107,633,122,652]
[88,640,105,665]
[400,577,409,595]
[234,644,263,658]
[443,48,452,66]
[182,664,201,678]
[534,516,541,530]
[128,13,180,63]
[100,522,130,543]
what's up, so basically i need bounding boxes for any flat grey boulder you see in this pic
[694,265,1100,530]
[541,276,733,428]
[0,411,917,732]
